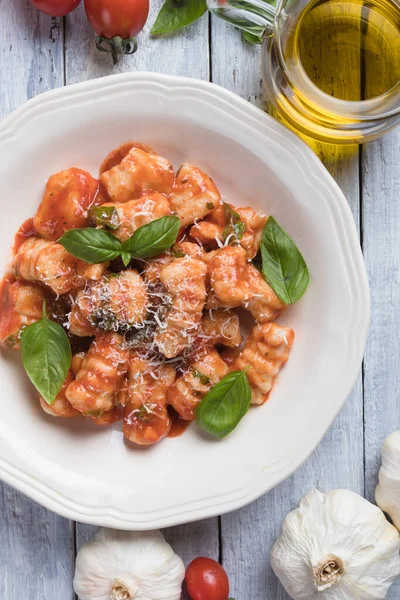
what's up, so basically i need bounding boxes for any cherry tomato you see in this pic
[84,0,149,40]
[186,557,230,600]
[29,0,82,16]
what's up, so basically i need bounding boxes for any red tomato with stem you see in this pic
[186,557,232,600]
[29,0,81,16]
[84,0,149,64]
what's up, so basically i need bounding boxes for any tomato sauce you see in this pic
[34,168,101,240]
[168,407,191,438]
[0,277,20,347]
[14,218,37,252]
[93,181,111,206]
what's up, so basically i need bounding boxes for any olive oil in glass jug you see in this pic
[207,0,400,143]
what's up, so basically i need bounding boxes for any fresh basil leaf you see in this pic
[193,369,211,385]
[4,325,27,348]
[120,251,131,267]
[21,302,71,405]
[222,203,246,243]
[90,206,120,230]
[151,0,207,35]
[196,370,251,438]
[58,228,122,264]
[261,216,309,304]
[123,216,180,259]
[171,244,186,258]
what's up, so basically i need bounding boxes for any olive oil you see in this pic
[295,0,400,102]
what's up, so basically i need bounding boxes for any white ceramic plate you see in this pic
[0,73,369,529]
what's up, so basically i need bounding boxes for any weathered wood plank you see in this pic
[362,129,400,600]
[0,2,64,113]
[0,484,74,599]
[65,5,219,585]
[0,3,74,600]
[211,18,364,599]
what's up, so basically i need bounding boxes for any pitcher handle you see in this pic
[207,0,276,38]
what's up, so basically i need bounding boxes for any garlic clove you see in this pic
[376,431,400,530]
[73,528,185,600]
[271,488,400,600]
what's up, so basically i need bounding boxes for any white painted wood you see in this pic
[363,129,400,599]
[0,3,74,600]
[0,483,74,600]
[0,1,64,114]
[211,17,364,599]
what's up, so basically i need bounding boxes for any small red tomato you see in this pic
[186,557,230,600]
[29,0,82,16]
[84,0,149,64]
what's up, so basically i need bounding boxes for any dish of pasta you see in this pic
[0,142,309,446]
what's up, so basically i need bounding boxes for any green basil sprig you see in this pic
[196,370,251,439]
[59,228,122,264]
[58,216,180,267]
[123,217,181,259]
[21,301,71,405]
[151,0,207,35]
[260,216,309,305]
[222,203,246,243]
[90,206,120,230]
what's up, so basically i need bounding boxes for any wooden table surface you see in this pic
[0,2,399,599]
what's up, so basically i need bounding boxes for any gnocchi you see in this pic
[0,142,297,446]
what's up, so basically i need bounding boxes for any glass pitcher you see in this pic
[207,0,400,143]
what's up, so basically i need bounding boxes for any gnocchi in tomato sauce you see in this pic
[0,143,294,446]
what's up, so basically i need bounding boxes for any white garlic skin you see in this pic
[73,528,185,600]
[376,431,400,530]
[271,489,400,600]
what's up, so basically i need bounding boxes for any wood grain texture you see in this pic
[0,1,64,113]
[362,129,400,599]
[211,19,365,599]
[0,3,74,600]
[0,484,74,600]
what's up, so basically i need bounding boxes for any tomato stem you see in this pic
[95,35,138,65]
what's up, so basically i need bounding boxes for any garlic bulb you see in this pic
[376,431,400,530]
[271,489,400,600]
[73,528,185,600]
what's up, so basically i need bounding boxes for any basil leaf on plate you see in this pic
[222,203,246,243]
[193,369,212,385]
[90,206,120,230]
[196,370,252,439]
[58,217,180,264]
[58,228,122,264]
[151,0,207,35]
[120,251,132,267]
[21,302,71,405]
[261,216,309,305]
[122,216,180,259]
